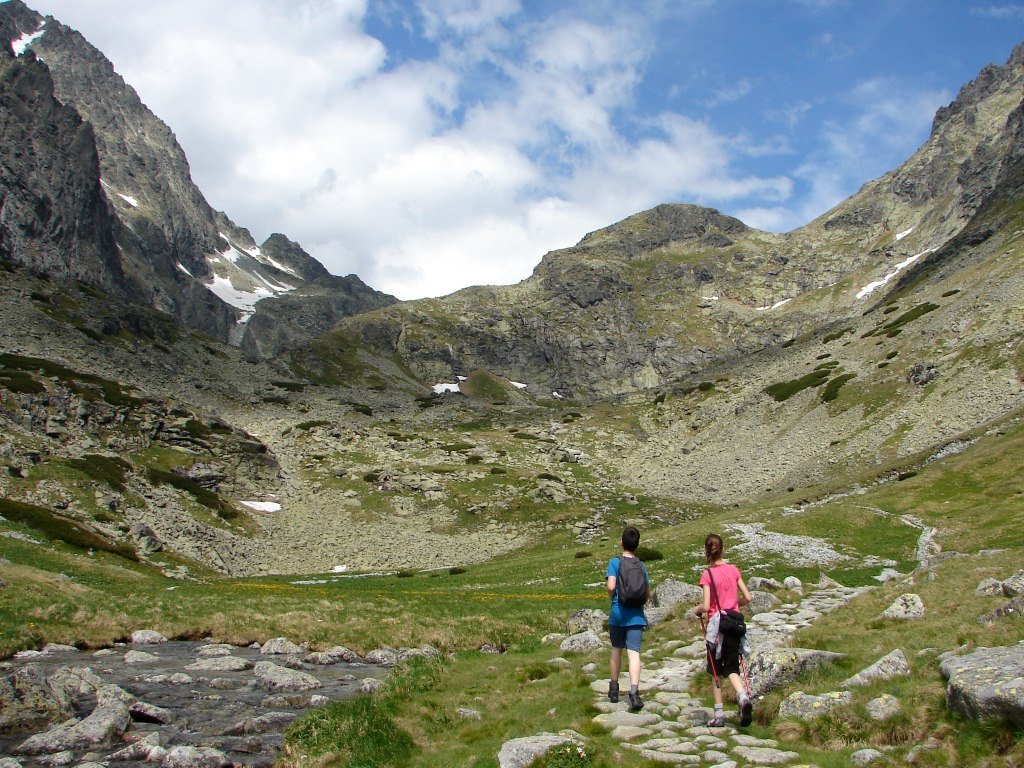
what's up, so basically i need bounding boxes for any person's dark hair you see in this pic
[704,533,723,564]
[621,526,640,553]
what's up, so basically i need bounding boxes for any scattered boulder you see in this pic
[186,656,252,673]
[842,649,911,687]
[881,593,924,620]
[14,684,132,755]
[259,637,304,655]
[253,661,322,693]
[777,690,851,721]
[224,711,297,735]
[567,609,606,635]
[129,701,173,724]
[457,707,482,720]
[978,594,1024,623]
[746,577,782,591]
[364,648,398,666]
[560,631,603,654]
[47,667,104,699]
[359,678,383,694]
[865,694,902,721]
[940,642,1024,726]
[732,746,800,765]
[162,745,232,768]
[850,748,884,766]
[651,580,703,609]
[744,591,781,615]
[123,650,158,665]
[130,629,167,645]
[975,578,1004,596]
[1002,570,1024,598]
[0,664,74,732]
[497,733,576,768]
[783,576,803,591]
[817,574,844,589]
[745,648,845,697]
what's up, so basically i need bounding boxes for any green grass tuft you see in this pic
[0,497,137,561]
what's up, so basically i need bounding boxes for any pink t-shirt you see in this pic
[699,563,742,615]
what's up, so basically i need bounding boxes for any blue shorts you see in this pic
[609,626,643,652]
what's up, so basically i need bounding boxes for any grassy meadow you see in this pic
[1,413,1023,767]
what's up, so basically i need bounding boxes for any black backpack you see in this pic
[616,556,649,607]
[707,568,746,638]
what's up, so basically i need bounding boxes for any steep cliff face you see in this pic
[0,39,124,292]
[336,44,1024,399]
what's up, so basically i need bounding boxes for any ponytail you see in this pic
[704,533,723,564]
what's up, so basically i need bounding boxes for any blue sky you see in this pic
[21,0,1024,298]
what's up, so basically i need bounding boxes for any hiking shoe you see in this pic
[607,681,619,703]
[740,698,753,726]
[708,714,727,728]
[628,691,643,711]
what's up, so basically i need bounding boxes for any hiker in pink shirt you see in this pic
[693,533,753,727]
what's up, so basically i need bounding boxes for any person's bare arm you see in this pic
[607,574,616,598]
[737,576,752,607]
[693,584,711,616]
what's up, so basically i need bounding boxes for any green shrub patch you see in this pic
[146,468,238,520]
[765,368,833,401]
[863,302,940,338]
[821,373,857,403]
[0,497,137,561]
[0,354,142,407]
[66,454,132,492]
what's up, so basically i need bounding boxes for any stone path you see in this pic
[585,576,874,767]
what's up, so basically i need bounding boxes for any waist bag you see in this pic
[707,568,746,638]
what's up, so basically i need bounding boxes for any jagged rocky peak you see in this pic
[578,203,749,253]
[811,42,1024,247]
[258,234,332,283]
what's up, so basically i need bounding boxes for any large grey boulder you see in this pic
[747,577,782,591]
[842,649,911,687]
[940,642,1024,726]
[305,645,360,665]
[560,631,604,655]
[979,594,1024,623]
[777,690,851,721]
[976,578,1004,596]
[497,733,577,768]
[163,745,232,768]
[186,655,253,672]
[253,661,322,693]
[651,580,703,609]
[745,591,781,615]
[865,694,902,721]
[745,648,845,697]
[732,746,800,765]
[47,667,104,699]
[567,609,606,635]
[0,664,74,732]
[850,748,885,766]
[259,637,304,655]
[881,593,924,620]
[364,648,398,666]
[1002,570,1024,597]
[130,629,167,645]
[14,684,132,755]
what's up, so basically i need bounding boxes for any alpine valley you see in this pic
[0,2,1022,768]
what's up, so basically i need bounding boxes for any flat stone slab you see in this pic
[186,655,253,672]
[253,661,322,692]
[610,724,653,741]
[592,710,662,730]
[732,745,801,765]
[497,732,574,768]
[778,690,851,721]
[842,649,910,687]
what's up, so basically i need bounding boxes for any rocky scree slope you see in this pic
[336,43,1024,402]
[0,0,395,346]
